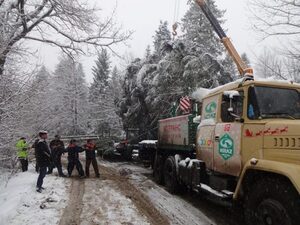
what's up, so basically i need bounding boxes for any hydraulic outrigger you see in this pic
[195,0,253,77]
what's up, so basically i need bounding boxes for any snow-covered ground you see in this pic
[0,160,239,225]
[81,179,150,225]
[0,167,69,225]
[0,163,154,225]
[100,161,215,225]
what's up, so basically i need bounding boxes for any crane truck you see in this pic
[152,1,300,225]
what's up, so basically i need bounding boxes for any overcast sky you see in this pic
[34,0,270,82]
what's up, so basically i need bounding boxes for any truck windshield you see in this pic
[248,86,300,119]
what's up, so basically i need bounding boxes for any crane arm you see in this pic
[195,0,253,77]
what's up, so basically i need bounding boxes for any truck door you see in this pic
[196,95,219,170]
[213,91,244,176]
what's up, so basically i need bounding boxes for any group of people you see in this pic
[16,131,100,193]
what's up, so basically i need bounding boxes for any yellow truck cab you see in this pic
[196,78,300,225]
[153,78,300,225]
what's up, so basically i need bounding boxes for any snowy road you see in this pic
[0,159,243,225]
[100,161,243,225]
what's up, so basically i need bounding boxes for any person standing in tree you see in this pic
[66,139,85,178]
[16,137,29,172]
[84,139,100,178]
[35,131,51,193]
[49,135,66,177]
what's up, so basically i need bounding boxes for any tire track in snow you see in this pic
[59,179,85,225]
[100,165,170,225]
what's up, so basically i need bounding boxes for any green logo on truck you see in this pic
[204,101,217,119]
[219,133,234,160]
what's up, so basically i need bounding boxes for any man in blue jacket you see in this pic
[66,139,85,178]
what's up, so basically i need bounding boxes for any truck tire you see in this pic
[244,177,300,225]
[164,156,179,194]
[153,153,164,184]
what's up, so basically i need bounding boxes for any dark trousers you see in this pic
[19,158,28,172]
[35,163,39,173]
[68,160,84,176]
[47,161,54,174]
[37,166,47,188]
[48,157,64,176]
[85,158,99,177]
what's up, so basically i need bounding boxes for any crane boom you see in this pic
[195,0,253,77]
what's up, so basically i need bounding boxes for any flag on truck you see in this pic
[179,96,191,114]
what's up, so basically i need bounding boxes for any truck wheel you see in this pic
[244,177,300,225]
[153,153,164,184]
[164,156,179,194]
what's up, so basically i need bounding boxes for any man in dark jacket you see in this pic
[84,139,100,178]
[35,131,51,193]
[49,135,66,177]
[66,139,85,178]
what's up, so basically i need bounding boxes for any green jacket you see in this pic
[16,139,28,159]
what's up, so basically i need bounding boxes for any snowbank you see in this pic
[0,167,68,225]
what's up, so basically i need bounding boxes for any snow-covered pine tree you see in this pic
[20,66,53,135]
[117,58,146,138]
[116,1,236,139]
[180,0,234,90]
[241,53,251,68]
[144,45,153,64]
[50,56,89,135]
[90,49,110,101]
[89,49,117,136]
[108,66,123,136]
[181,0,224,56]
[110,66,122,101]
[153,21,172,57]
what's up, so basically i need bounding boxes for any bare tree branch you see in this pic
[0,0,132,75]
[249,0,300,63]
